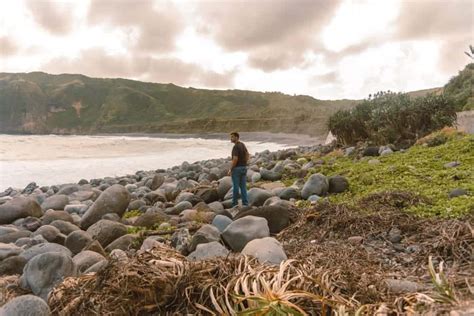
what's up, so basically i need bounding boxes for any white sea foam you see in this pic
[0,134,295,190]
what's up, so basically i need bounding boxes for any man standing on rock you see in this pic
[228,132,249,207]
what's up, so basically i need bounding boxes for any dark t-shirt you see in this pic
[232,142,249,167]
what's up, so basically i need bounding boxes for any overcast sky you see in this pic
[0,0,472,99]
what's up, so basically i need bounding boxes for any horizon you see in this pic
[0,0,472,100]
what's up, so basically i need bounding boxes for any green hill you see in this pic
[0,72,356,136]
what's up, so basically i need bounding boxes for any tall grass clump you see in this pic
[328,91,457,145]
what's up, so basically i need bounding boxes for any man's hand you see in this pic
[227,169,232,176]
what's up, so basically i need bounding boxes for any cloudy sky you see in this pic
[0,0,472,99]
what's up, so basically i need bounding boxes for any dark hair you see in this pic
[230,132,240,138]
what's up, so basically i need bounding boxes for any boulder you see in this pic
[248,188,273,207]
[0,295,50,315]
[188,224,221,252]
[241,237,287,265]
[234,205,290,234]
[0,255,27,276]
[196,187,219,204]
[363,147,380,157]
[73,250,106,274]
[222,216,270,252]
[384,279,423,293]
[151,174,165,190]
[41,210,74,225]
[278,187,300,200]
[134,211,169,228]
[0,242,23,260]
[208,201,224,213]
[80,184,131,229]
[165,201,193,215]
[20,242,72,262]
[32,225,64,243]
[105,234,139,252]
[301,174,329,199]
[40,194,69,211]
[328,176,349,194]
[19,217,42,231]
[212,214,233,232]
[49,220,80,235]
[84,260,108,274]
[217,177,232,200]
[170,228,191,255]
[449,188,468,198]
[21,252,76,300]
[260,169,282,181]
[86,219,127,247]
[187,241,230,261]
[65,230,93,255]
[0,197,42,225]
[0,230,31,244]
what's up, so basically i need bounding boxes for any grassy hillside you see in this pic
[0,72,355,136]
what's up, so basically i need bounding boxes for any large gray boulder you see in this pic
[212,214,233,232]
[187,241,230,261]
[41,210,74,225]
[301,173,329,199]
[31,225,65,244]
[80,184,130,229]
[40,194,69,211]
[222,216,270,252]
[0,294,51,315]
[21,252,76,300]
[150,174,165,190]
[260,169,282,181]
[134,211,169,228]
[188,224,221,252]
[278,187,300,200]
[0,255,27,276]
[328,176,349,194]
[20,242,72,262]
[105,234,139,252]
[65,230,93,255]
[0,230,31,244]
[234,205,290,234]
[73,250,106,274]
[241,237,287,265]
[165,200,193,215]
[195,187,219,204]
[248,188,273,207]
[86,219,127,247]
[217,177,232,200]
[49,220,80,235]
[0,197,42,225]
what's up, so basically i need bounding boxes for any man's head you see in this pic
[230,132,239,143]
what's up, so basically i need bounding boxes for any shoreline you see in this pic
[0,131,326,147]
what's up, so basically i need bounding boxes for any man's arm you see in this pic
[228,156,238,176]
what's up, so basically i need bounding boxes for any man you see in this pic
[228,132,249,207]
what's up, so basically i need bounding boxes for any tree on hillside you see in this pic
[464,45,474,59]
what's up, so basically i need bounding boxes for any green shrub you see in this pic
[328,91,457,145]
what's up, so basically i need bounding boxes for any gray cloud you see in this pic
[196,0,342,72]
[88,0,184,53]
[25,0,75,35]
[395,0,473,74]
[41,48,235,88]
[0,37,18,56]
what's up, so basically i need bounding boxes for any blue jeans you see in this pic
[231,166,249,207]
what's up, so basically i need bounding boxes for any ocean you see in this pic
[0,133,318,191]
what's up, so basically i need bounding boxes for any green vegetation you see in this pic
[443,63,474,111]
[300,134,473,218]
[0,72,355,135]
[327,136,472,216]
[122,210,142,219]
[328,91,457,145]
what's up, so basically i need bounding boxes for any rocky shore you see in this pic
[0,133,472,315]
